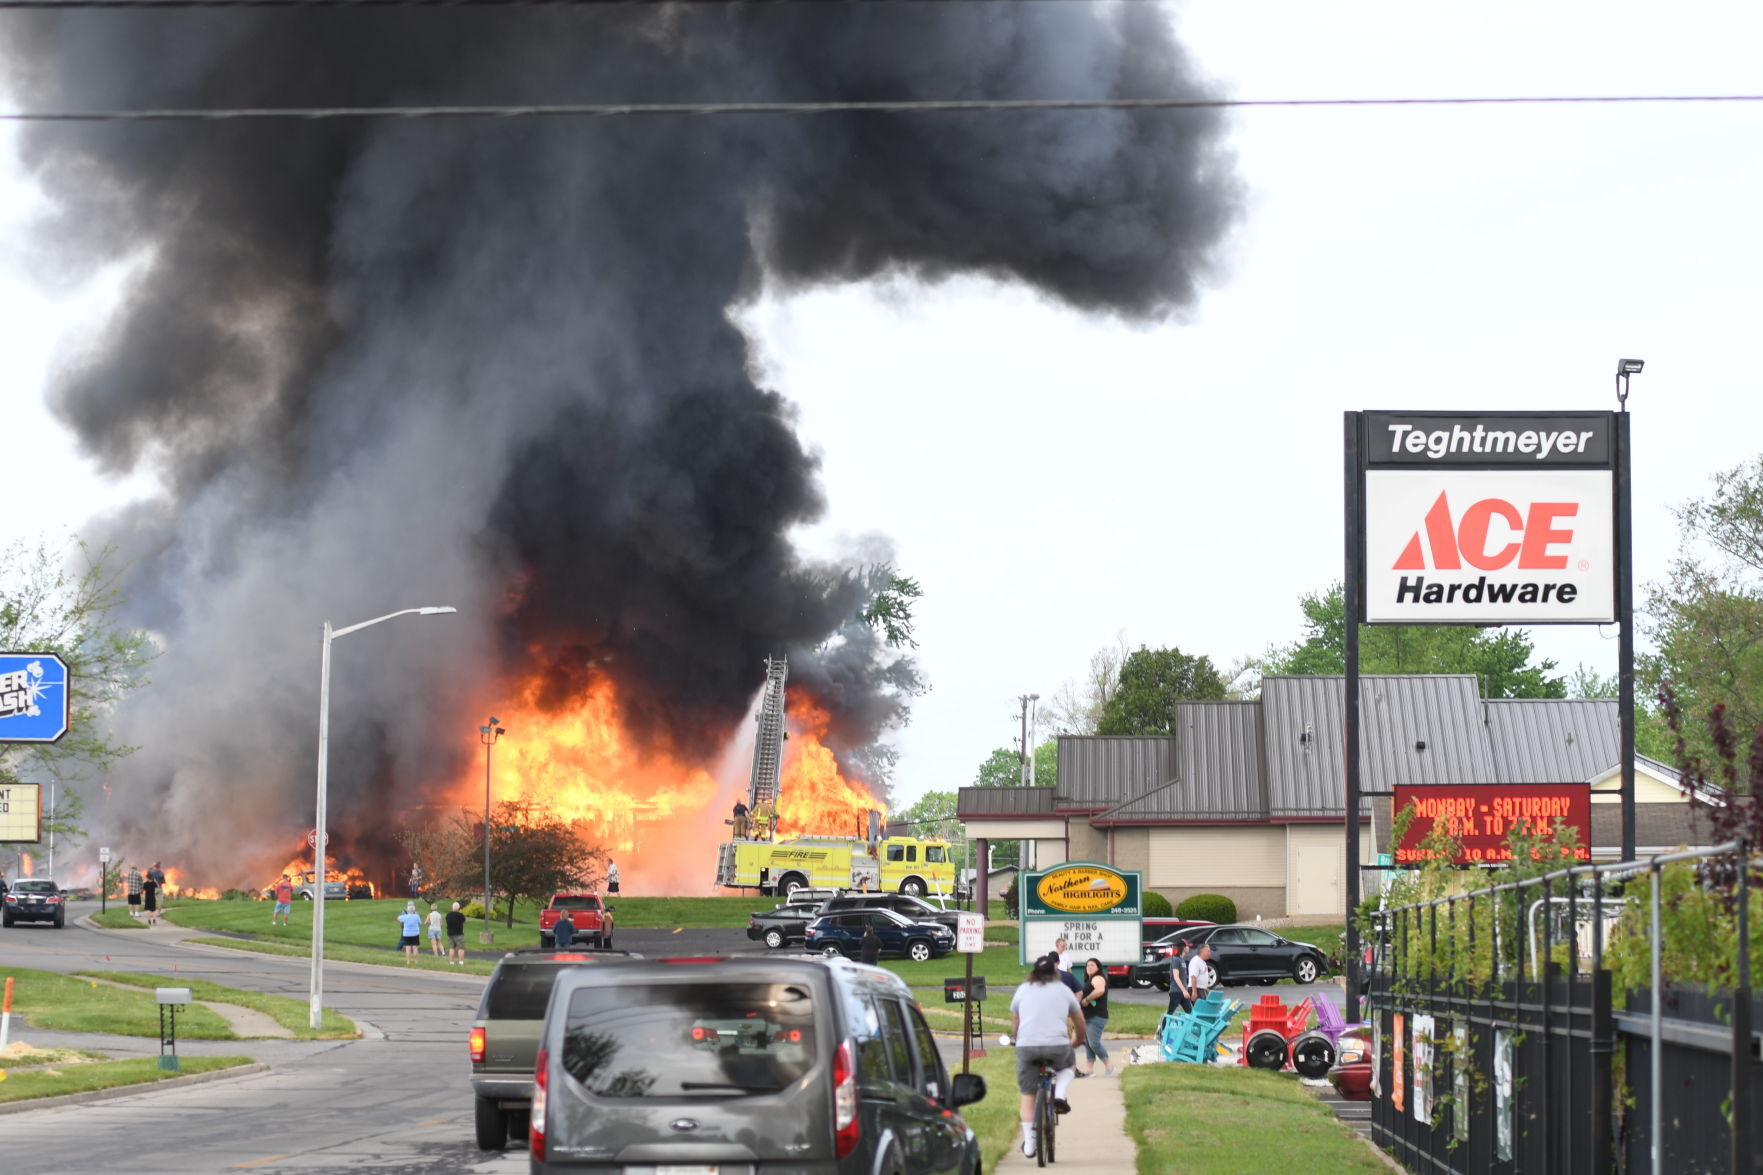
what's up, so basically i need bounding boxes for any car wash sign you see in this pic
[1356,413,1616,624]
[0,653,70,743]
[1019,861,1143,966]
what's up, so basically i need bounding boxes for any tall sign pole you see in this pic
[1344,414,1364,1001]
[1615,400,1637,860]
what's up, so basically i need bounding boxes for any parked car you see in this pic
[1138,924,1330,988]
[1116,917,1215,987]
[805,908,955,962]
[468,946,640,1150]
[747,899,828,949]
[3,878,65,928]
[538,893,614,948]
[1327,1026,1372,1100]
[261,870,348,902]
[530,955,986,1173]
[815,891,965,932]
[1134,924,1223,989]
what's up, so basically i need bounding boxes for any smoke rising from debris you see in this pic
[2,3,1238,879]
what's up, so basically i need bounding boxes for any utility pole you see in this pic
[1027,695,1041,787]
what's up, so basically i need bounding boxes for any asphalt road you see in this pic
[2,908,1345,1174]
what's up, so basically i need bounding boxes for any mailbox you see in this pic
[943,977,988,1004]
[156,987,193,1006]
[156,987,193,1071]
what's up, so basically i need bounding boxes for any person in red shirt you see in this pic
[273,875,294,926]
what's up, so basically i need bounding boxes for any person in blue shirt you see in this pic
[398,903,424,966]
[553,909,577,949]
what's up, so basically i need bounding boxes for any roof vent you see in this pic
[1414,740,1428,753]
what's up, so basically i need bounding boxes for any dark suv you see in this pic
[816,892,964,932]
[806,908,955,961]
[530,956,986,1173]
[468,948,638,1150]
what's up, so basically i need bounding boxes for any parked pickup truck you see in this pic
[537,892,614,948]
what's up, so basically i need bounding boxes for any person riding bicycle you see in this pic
[1009,952,1086,1159]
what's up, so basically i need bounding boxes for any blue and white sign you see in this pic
[0,652,70,743]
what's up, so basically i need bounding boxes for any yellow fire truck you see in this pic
[715,835,962,899]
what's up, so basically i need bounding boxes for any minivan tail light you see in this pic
[468,1026,486,1064]
[833,1039,859,1158]
[530,1046,549,1162]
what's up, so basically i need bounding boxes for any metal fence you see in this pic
[1366,840,1759,1175]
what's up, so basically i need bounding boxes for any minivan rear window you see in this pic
[482,964,574,1020]
[561,981,816,1098]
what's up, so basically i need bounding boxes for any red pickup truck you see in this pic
[538,893,615,948]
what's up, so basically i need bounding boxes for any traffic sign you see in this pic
[307,829,329,848]
[0,653,70,744]
[99,846,112,862]
[956,911,985,954]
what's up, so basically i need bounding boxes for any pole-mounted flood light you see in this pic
[1616,358,1644,408]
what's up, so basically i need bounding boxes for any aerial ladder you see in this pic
[741,655,788,840]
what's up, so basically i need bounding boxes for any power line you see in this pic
[0,0,1133,7]
[3,92,1761,122]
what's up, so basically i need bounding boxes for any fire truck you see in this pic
[715,833,962,899]
[714,656,964,899]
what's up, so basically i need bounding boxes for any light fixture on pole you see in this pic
[309,605,456,1030]
[479,717,506,944]
[1616,358,1643,407]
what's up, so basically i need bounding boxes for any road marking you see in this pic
[231,1156,288,1168]
[413,1117,451,1127]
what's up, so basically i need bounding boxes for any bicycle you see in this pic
[1001,1035,1068,1166]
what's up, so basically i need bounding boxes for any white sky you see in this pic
[5,1,1762,815]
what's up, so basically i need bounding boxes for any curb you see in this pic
[0,1062,270,1115]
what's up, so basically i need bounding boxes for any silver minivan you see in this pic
[529,956,986,1173]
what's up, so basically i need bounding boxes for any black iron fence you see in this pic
[1367,841,1760,1175]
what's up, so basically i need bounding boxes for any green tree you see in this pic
[1094,645,1228,735]
[897,789,961,841]
[422,800,602,928]
[971,741,1057,788]
[859,566,924,648]
[0,537,154,851]
[1261,583,1566,698]
[1641,456,1763,766]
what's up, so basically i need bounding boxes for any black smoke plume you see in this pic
[2,2,1238,882]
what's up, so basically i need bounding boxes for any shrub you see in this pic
[1143,891,1173,917]
[461,900,505,920]
[1176,893,1237,923]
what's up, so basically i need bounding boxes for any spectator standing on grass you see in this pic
[607,860,620,895]
[860,924,882,965]
[445,901,468,965]
[1009,953,1085,1159]
[272,874,294,926]
[148,862,166,889]
[426,903,445,956]
[125,865,143,917]
[141,872,160,926]
[554,908,576,948]
[398,902,424,965]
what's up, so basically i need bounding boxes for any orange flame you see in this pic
[774,695,885,838]
[451,674,724,893]
[161,867,221,901]
[266,852,376,899]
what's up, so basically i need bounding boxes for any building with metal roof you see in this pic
[957,675,1711,920]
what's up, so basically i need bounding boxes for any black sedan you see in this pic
[804,908,955,962]
[744,899,827,950]
[1142,924,1330,988]
[3,878,66,928]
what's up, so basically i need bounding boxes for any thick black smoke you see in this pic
[2,2,1237,878]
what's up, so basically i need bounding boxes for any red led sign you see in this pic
[1392,783,1591,865]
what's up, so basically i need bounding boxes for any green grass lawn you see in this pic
[946,1051,1021,1173]
[1,968,237,1039]
[78,972,358,1039]
[88,908,147,930]
[0,1055,254,1102]
[1121,1063,1385,1174]
[164,896,538,948]
[880,946,1027,991]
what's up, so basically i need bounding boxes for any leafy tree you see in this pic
[971,741,1057,788]
[1045,634,1129,736]
[859,566,924,648]
[1094,645,1228,735]
[409,800,602,928]
[0,537,154,851]
[897,789,961,841]
[1261,583,1566,698]
[1641,456,1763,766]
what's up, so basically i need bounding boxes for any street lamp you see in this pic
[309,605,456,1030]
[478,717,506,944]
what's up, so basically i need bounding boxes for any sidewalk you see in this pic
[993,1067,1133,1174]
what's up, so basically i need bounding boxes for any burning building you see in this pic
[2,4,1238,892]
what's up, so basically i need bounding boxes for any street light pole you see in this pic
[479,718,505,944]
[309,605,456,1030]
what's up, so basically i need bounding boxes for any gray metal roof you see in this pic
[1259,675,1347,817]
[956,786,1058,818]
[1054,736,1175,810]
[1485,699,1620,783]
[1173,701,1267,818]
